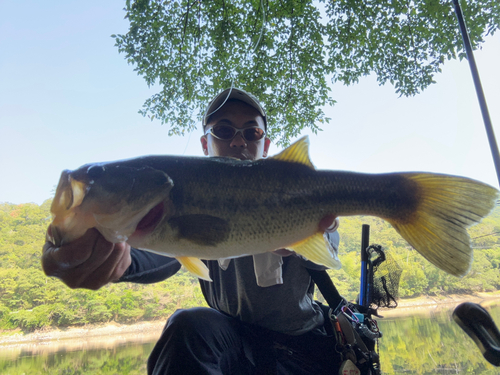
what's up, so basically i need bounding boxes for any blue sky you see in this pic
[1,1,499,205]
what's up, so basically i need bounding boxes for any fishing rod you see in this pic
[452,0,500,366]
[359,224,370,307]
[452,0,500,187]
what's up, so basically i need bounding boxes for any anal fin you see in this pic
[176,256,212,281]
[288,232,341,269]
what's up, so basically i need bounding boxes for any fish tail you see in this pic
[388,173,499,277]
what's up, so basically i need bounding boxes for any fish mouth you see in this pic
[234,155,251,160]
[226,151,253,160]
[134,201,165,235]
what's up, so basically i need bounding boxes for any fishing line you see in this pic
[182,129,193,155]
[471,231,500,240]
[204,0,266,120]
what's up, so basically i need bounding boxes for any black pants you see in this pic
[147,307,341,375]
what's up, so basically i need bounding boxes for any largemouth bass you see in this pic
[49,136,498,280]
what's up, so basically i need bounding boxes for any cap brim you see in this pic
[203,88,266,127]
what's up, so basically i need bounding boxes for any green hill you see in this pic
[1,200,499,332]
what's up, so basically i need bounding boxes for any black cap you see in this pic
[203,88,267,129]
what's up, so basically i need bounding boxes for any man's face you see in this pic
[200,100,271,161]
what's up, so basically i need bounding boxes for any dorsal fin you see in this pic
[271,136,315,169]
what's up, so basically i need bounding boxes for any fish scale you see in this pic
[49,136,499,281]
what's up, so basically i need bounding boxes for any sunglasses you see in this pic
[206,125,266,142]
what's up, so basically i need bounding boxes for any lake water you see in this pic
[1,302,500,374]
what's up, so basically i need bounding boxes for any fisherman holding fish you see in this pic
[43,89,345,374]
[43,86,499,374]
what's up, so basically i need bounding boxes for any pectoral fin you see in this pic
[168,215,230,246]
[288,232,342,269]
[176,256,212,281]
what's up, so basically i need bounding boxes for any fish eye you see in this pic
[87,165,105,179]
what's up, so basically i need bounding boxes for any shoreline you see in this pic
[0,320,167,359]
[1,292,500,355]
[379,291,500,318]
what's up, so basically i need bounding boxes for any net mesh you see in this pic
[367,245,402,309]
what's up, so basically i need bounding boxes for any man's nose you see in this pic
[230,133,247,147]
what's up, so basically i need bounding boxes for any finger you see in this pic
[62,235,119,288]
[42,229,116,287]
[93,242,131,286]
[79,232,117,269]
[41,241,62,276]
[76,243,131,290]
[273,249,295,257]
[42,225,57,268]
[319,215,338,232]
[41,237,102,277]
[46,224,54,243]
[109,242,132,281]
[45,228,106,269]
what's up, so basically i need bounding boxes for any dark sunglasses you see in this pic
[206,125,266,142]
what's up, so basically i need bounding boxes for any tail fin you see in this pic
[388,173,498,277]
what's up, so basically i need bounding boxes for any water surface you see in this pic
[1,302,499,374]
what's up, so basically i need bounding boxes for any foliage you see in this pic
[0,201,500,332]
[0,201,206,332]
[112,0,500,145]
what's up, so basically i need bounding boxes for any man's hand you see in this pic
[42,226,131,290]
[318,214,339,233]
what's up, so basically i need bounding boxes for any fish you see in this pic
[48,136,499,281]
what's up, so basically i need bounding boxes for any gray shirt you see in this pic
[200,254,326,335]
[122,231,340,336]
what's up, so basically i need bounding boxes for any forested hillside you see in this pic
[1,200,499,332]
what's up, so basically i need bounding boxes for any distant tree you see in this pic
[1,202,500,331]
[114,0,500,145]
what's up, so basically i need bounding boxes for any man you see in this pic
[42,88,341,374]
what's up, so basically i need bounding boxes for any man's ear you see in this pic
[262,138,271,158]
[200,135,209,156]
